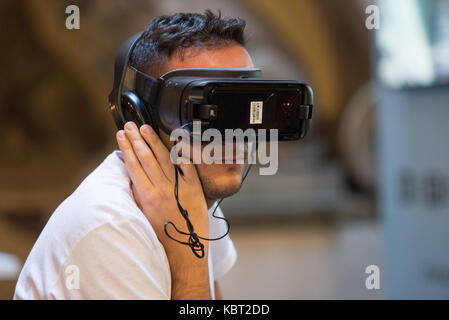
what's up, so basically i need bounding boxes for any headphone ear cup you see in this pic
[120,91,153,128]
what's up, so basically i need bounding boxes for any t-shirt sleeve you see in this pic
[50,219,171,300]
[209,206,238,281]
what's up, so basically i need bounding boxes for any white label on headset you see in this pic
[250,101,263,124]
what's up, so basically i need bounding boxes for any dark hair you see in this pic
[130,9,248,77]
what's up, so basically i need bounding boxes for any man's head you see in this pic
[130,10,254,204]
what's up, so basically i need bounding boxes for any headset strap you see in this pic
[134,68,161,106]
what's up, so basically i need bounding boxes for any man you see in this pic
[14,10,253,299]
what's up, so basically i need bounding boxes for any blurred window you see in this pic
[376,0,449,89]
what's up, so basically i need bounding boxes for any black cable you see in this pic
[164,138,254,258]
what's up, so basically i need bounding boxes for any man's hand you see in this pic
[116,121,211,299]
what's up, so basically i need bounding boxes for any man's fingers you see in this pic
[124,122,167,186]
[116,130,153,191]
[140,124,174,181]
[120,122,201,191]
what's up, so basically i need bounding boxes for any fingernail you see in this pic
[116,130,125,140]
[124,121,136,131]
[141,124,153,134]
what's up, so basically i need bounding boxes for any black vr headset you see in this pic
[109,33,314,141]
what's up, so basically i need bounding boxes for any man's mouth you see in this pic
[221,154,246,164]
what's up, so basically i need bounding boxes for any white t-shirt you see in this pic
[14,151,237,300]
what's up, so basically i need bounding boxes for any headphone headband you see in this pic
[108,33,142,111]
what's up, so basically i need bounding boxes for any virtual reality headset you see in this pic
[109,33,314,141]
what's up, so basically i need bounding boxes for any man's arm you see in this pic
[117,121,212,300]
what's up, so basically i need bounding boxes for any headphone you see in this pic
[108,33,161,134]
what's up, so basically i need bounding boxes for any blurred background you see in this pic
[1,0,448,299]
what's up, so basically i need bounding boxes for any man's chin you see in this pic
[204,187,241,205]
[199,169,244,202]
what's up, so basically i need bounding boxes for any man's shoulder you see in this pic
[50,151,149,239]
[30,151,158,254]
[14,152,165,299]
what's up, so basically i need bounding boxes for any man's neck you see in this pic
[206,198,216,210]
